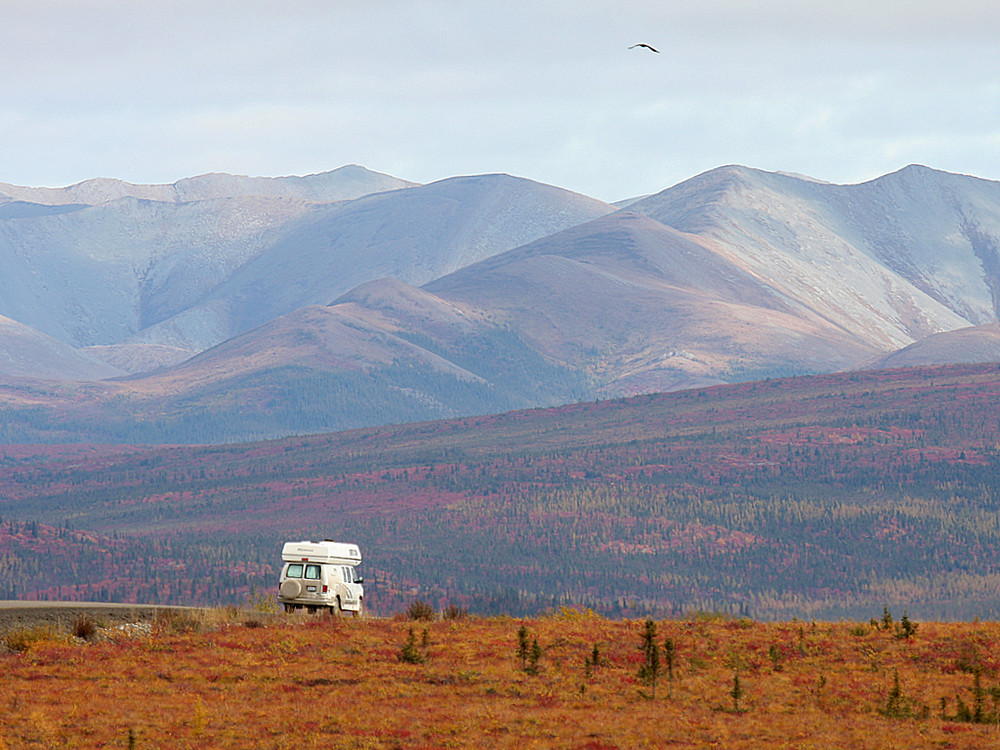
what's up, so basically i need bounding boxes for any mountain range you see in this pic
[3,163,1000,443]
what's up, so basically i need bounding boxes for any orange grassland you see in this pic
[3,610,1000,749]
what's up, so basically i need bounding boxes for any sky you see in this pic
[2,0,999,203]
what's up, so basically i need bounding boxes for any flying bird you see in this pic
[629,43,659,53]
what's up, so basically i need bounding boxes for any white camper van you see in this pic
[277,540,364,615]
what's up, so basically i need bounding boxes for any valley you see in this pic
[4,362,1000,619]
[4,164,1000,621]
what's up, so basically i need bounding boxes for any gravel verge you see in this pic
[0,600,202,635]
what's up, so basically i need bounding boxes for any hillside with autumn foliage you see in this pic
[3,361,1000,619]
[4,608,1000,749]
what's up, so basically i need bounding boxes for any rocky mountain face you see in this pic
[2,163,1000,443]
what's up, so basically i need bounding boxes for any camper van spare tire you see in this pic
[279,579,302,598]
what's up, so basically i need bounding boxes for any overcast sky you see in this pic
[2,0,998,202]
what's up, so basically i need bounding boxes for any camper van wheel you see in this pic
[283,603,295,613]
[307,605,318,614]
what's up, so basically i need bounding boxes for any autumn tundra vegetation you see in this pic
[6,363,1000,621]
[4,603,1000,749]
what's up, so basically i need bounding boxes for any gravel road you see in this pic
[0,600,200,635]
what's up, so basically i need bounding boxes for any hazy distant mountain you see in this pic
[0,315,123,380]
[0,164,416,206]
[866,323,1000,369]
[422,210,879,392]
[628,164,996,350]
[3,163,1000,443]
[80,343,197,375]
[0,169,612,359]
[145,174,616,347]
[0,166,416,353]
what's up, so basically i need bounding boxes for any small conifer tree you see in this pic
[884,669,905,718]
[973,670,985,724]
[731,672,744,712]
[664,637,676,698]
[517,624,530,670]
[526,638,543,675]
[896,611,917,639]
[881,606,894,631]
[584,643,601,680]
[398,627,426,664]
[637,618,662,699]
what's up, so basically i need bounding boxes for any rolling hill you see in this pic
[4,362,1000,620]
[867,323,1000,369]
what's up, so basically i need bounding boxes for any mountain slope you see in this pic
[423,210,880,392]
[629,165,998,349]
[0,164,419,351]
[0,316,124,381]
[4,164,1000,442]
[165,173,616,342]
[0,170,611,357]
[867,323,1000,369]
[0,195,317,349]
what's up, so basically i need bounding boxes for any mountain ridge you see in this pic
[3,163,1000,442]
[0,164,417,206]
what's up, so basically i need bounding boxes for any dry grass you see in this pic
[3,612,1000,748]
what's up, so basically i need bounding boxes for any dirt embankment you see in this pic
[0,601,200,634]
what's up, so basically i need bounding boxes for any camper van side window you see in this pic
[287,564,303,578]
[304,564,321,580]
[342,567,351,583]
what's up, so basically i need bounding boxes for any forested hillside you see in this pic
[3,362,1000,619]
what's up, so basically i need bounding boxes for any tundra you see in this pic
[277,540,364,615]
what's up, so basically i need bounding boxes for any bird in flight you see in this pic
[629,43,659,53]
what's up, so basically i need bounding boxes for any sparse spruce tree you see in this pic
[584,643,601,680]
[730,672,744,713]
[896,611,917,639]
[973,669,985,724]
[664,637,676,698]
[517,624,530,670]
[955,695,973,722]
[637,618,662,699]
[884,669,905,718]
[767,644,783,672]
[398,627,426,664]
[526,637,543,675]
[881,606,894,631]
